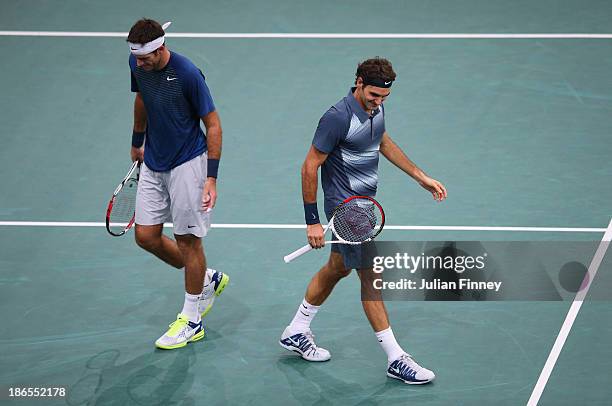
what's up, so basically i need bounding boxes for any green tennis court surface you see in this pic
[1,1,611,405]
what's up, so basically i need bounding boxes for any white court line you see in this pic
[527,218,612,406]
[0,221,606,232]
[1,31,612,39]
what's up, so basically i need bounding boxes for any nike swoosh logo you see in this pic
[311,213,316,219]
[287,337,301,346]
[187,225,197,228]
[167,77,178,81]
[385,81,392,85]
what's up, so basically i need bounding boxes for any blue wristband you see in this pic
[304,202,320,225]
[207,158,219,178]
[131,131,145,148]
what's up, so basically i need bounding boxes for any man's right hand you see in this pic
[131,146,144,163]
[307,223,325,249]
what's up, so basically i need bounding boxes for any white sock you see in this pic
[376,327,405,363]
[288,298,320,333]
[181,292,201,323]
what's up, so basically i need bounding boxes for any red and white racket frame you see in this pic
[105,161,140,237]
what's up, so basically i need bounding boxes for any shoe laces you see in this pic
[301,330,320,354]
[394,354,418,378]
[167,315,190,335]
[399,353,420,368]
[304,330,316,344]
[399,353,414,363]
[200,286,214,300]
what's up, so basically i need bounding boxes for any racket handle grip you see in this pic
[284,244,314,263]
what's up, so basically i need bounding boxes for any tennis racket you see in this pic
[284,195,385,263]
[105,161,141,237]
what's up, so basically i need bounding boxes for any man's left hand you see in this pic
[419,176,447,202]
[202,178,217,211]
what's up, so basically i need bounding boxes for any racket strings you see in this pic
[333,199,382,242]
[109,178,138,229]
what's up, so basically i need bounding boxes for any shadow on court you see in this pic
[274,356,440,405]
[66,348,201,405]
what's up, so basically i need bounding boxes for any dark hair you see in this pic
[126,18,165,44]
[355,57,396,85]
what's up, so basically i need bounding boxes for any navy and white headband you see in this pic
[128,21,172,56]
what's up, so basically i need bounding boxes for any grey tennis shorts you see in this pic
[135,152,211,238]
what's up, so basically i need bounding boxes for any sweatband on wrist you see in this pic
[207,158,219,178]
[304,202,320,225]
[131,131,145,148]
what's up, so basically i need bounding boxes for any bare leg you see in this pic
[135,224,184,269]
[358,268,390,332]
[305,251,352,305]
[281,251,347,361]
[175,234,206,295]
[358,269,435,382]
[303,250,390,331]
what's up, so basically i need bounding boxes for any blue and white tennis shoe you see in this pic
[387,353,435,384]
[279,327,331,362]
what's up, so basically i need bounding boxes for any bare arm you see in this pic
[302,145,328,205]
[380,132,447,201]
[200,110,222,210]
[130,93,147,162]
[380,132,426,182]
[301,145,329,248]
[202,111,222,162]
[133,92,147,132]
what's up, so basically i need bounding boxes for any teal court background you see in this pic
[1,1,611,405]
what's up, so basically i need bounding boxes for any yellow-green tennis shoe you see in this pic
[199,268,230,318]
[155,313,205,350]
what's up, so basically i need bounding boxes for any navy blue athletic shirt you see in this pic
[129,51,215,171]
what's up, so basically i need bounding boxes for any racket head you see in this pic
[329,195,385,243]
[106,161,140,237]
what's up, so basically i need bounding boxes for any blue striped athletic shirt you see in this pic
[129,51,215,171]
[312,88,386,216]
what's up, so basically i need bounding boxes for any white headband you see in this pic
[128,21,172,56]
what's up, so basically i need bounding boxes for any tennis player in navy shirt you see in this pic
[279,57,447,384]
[127,18,229,350]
